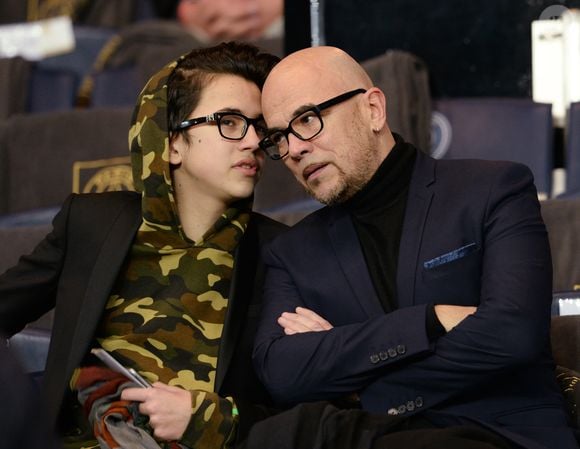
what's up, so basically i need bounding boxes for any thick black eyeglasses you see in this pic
[258,88,367,160]
[174,112,268,140]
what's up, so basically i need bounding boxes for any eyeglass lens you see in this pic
[259,89,366,160]
[218,114,248,139]
[218,114,267,140]
[260,111,323,160]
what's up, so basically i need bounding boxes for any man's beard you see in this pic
[305,171,365,205]
[305,149,377,206]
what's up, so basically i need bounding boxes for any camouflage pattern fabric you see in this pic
[71,56,251,449]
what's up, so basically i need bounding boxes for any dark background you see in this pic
[284,0,580,98]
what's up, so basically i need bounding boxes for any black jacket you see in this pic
[0,191,287,438]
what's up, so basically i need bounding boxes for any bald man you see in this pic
[251,47,577,449]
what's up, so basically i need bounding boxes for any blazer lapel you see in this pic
[215,218,258,392]
[396,151,435,308]
[45,195,142,428]
[66,199,142,371]
[327,208,384,316]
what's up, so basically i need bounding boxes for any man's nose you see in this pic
[287,133,312,159]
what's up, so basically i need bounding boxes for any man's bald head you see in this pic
[260,46,395,206]
[261,46,385,137]
[263,46,373,100]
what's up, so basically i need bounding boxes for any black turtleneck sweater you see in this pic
[343,134,444,338]
[344,134,415,312]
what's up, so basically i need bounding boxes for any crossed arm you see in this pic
[279,305,476,335]
[253,164,553,410]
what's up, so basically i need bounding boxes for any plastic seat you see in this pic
[0,57,33,119]
[362,50,432,152]
[27,67,77,113]
[34,26,116,80]
[0,107,133,215]
[91,66,141,107]
[431,98,554,198]
[27,26,117,113]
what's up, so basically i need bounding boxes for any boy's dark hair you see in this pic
[167,41,280,143]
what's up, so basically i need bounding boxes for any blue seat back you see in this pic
[28,68,77,113]
[431,98,554,198]
[92,66,141,108]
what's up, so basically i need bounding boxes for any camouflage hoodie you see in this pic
[94,57,251,448]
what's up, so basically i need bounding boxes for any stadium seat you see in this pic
[431,98,554,198]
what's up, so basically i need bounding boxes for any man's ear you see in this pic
[365,87,387,131]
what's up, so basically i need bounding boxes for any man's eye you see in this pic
[298,112,317,126]
[270,132,285,145]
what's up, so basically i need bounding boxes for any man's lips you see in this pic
[303,163,328,181]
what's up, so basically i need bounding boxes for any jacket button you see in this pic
[387,408,399,416]
[397,405,407,414]
[379,351,389,361]
[388,348,398,358]
[406,401,415,412]
[415,396,424,408]
[370,354,380,364]
[397,344,406,355]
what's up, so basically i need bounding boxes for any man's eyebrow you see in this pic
[267,103,318,132]
[292,103,317,117]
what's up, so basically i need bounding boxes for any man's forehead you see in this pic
[263,77,335,124]
[263,95,311,128]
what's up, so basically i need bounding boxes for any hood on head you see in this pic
[128,57,182,231]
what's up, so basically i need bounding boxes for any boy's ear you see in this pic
[169,138,183,165]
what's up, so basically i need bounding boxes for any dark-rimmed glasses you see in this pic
[258,88,367,160]
[174,112,268,140]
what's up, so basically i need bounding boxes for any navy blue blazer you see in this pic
[253,149,577,449]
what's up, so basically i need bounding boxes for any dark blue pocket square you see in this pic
[423,243,478,269]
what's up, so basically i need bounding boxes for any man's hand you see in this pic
[278,307,334,335]
[434,305,477,332]
[121,382,191,441]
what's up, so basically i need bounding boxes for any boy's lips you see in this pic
[233,158,260,175]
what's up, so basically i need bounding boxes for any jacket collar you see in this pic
[325,148,436,314]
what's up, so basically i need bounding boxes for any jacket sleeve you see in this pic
[253,267,432,404]
[0,195,71,337]
[253,163,552,411]
[253,212,434,404]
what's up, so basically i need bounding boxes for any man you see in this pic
[252,46,578,449]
